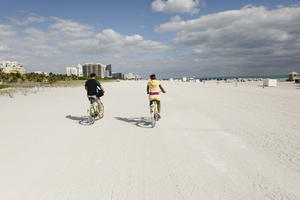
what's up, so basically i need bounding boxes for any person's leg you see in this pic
[156,100,161,114]
[97,98,103,118]
[149,100,154,113]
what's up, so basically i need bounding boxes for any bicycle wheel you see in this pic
[79,105,96,125]
[79,115,95,125]
[87,115,95,124]
[151,112,156,128]
[150,102,157,128]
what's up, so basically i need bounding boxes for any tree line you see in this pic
[0,72,78,83]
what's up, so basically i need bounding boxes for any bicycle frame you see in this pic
[88,102,99,118]
[88,98,99,117]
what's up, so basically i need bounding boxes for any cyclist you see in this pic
[85,73,105,118]
[147,74,166,118]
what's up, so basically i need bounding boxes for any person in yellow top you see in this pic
[147,74,166,118]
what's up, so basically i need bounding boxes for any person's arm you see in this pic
[96,80,105,92]
[98,85,105,92]
[84,81,88,91]
[97,82,105,92]
[147,85,149,94]
[159,84,166,93]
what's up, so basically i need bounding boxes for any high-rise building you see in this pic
[105,64,112,77]
[77,64,83,77]
[1,61,26,74]
[82,63,105,78]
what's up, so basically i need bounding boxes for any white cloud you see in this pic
[153,6,300,76]
[152,0,200,14]
[0,45,10,52]
[0,24,16,37]
[7,16,47,25]
[0,16,171,73]
[50,17,95,38]
[62,29,170,54]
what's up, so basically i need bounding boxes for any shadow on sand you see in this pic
[66,115,100,126]
[65,115,86,121]
[115,117,152,128]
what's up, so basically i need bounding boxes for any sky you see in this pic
[0,0,300,78]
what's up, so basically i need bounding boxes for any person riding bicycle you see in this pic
[85,73,105,118]
[147,74,166,118]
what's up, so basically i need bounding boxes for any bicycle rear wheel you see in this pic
[151,112,156,128]
[79,105,96,125]
[150,102,158,128]
[79,115,95,125]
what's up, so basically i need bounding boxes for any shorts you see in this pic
[87,95,101,104]
[149,94,160,101]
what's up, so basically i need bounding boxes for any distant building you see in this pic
[112,72,124,79]
[77,64,83,77]
[125,73,136,80]
[105,64,112,77]
[65,65,83,77]
[66,67,78,76]
[124,73,141,80]
[82,63,106,78]
[1,61,26,74]
[34,71,48,76]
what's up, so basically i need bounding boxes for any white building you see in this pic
[65,65,83,76]
[1,61,26,74]
[125,73,135,80]
[66,67,78,76]
[77,64,83,77]
[124,73,141,80]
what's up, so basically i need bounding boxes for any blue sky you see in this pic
[0,0,300,77]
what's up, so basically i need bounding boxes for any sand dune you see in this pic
[0,81,299,200]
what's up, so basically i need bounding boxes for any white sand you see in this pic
[0,81,300,200]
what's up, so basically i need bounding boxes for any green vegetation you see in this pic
[0,72,119,88]
[0,72,78,83]
[0,85,10,89]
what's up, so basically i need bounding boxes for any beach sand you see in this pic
[0,81,300,200]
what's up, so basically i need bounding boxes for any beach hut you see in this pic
[288,72,299,81]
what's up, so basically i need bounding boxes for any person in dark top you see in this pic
[85,73,105,118]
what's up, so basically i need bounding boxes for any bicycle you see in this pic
[150,101,159,128]
[80,97,104,125]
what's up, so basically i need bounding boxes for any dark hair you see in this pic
[90,73,96,78]
[150,74,156,80]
